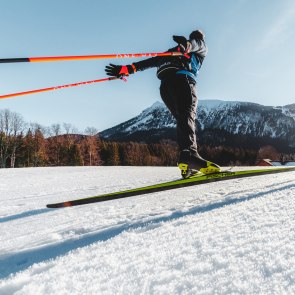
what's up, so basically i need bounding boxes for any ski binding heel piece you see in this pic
[178,163,194,178]
[178,163,188,174]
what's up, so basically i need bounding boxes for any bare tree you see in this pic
[50,123,61,137]
[63,122,78,135]
[62,123,78,151]
[81,127,100,166]
[0,109,26,168]
[84,126,98,136]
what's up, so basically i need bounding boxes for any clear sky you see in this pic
[0,0,294,132]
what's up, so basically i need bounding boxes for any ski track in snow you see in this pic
[0,166,295,294]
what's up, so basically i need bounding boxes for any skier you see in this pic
[105,30,220,178]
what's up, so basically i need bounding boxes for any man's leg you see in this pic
[173,76,198,156]
[160,75,198,155]
[160,76,220,177]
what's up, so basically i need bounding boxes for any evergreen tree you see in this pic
[68,144,83,166]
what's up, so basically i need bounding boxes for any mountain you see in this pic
[100,100,295,151]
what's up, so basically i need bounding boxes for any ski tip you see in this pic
[46,201,73,208]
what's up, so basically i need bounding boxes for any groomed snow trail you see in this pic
[0,166,294,294]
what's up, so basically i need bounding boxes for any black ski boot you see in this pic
[178,150,221,178]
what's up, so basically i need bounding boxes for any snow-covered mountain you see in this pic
[100,100,295,148]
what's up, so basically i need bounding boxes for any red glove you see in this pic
[105,64,136,77]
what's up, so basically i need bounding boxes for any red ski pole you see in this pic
[0,76,121,100]
[0,52,182,63]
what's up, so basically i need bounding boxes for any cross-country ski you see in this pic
[46,167,295,208]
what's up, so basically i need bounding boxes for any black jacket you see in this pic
[133,38,208,81]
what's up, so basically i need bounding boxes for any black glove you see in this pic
[105,64,135,77]
[173,35,191,53]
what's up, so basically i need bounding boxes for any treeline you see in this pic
[0,109,179,167]
[1,109,294,168]
[2,130,294,168]
[1,132,178,168]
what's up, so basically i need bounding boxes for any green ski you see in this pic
[46,167,295,208]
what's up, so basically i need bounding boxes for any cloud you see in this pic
[258,1,295,51]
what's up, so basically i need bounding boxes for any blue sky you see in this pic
[0,0,294,132]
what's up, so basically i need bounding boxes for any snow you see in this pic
[275,106,295,121]
[125,113,154,132]
[1,166,295,294]
[125,101,169,132]
[271,161,295,167]
[198,99,240,112]
[145,101,165,112]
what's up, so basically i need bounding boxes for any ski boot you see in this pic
[178,150,221,178]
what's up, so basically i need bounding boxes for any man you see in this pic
[105,30,220,178]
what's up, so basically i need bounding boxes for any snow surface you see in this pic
[198,99,240,111]
[275,106,295,121]
[0,166,295,295]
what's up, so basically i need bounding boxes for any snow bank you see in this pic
[0,167,294,294]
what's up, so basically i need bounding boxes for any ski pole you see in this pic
[0,76,121,100]
[0,52,182,63]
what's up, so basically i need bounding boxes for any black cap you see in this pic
[189,30,205,40]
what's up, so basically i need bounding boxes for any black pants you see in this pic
[160,74,198,156]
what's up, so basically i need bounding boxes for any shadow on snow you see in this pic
[0,209,51,223]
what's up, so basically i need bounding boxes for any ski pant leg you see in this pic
[159,75,198,155]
